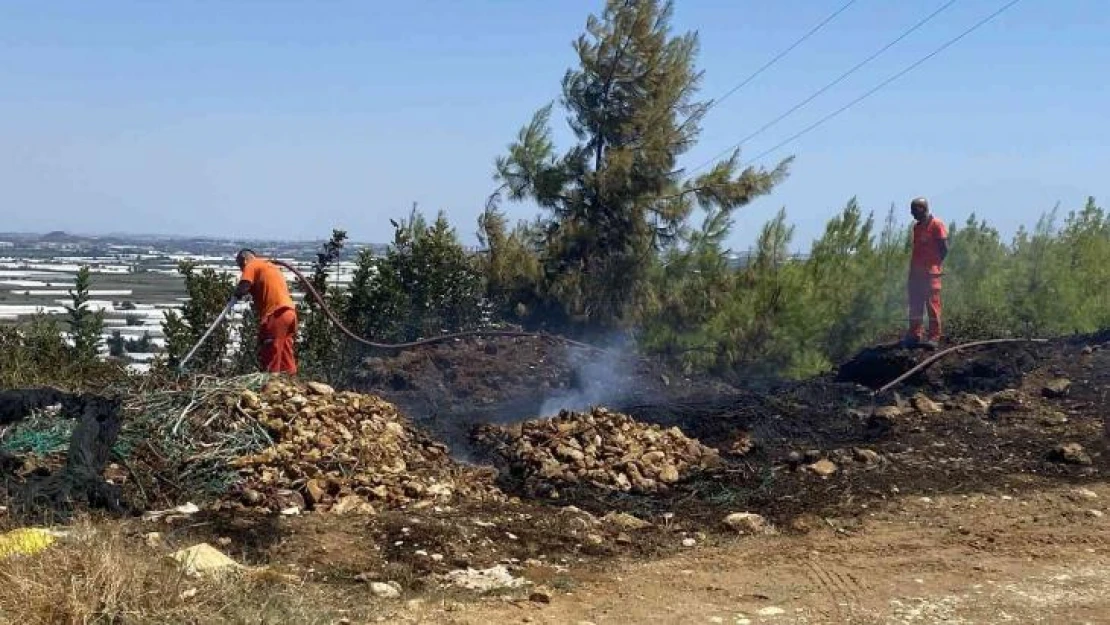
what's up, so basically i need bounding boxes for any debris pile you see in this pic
[474,407,721,496]
[227,379,503,513]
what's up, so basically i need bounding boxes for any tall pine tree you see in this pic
[492,0,790,333]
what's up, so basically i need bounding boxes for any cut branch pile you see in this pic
[474,407,722,496]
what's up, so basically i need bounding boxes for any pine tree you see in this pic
[65,266,105,362]
[493,0,789,333]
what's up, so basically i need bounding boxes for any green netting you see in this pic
[0,414,75,456]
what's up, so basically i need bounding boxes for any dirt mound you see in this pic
[836,341,1045,393]
[223,379,504,513]
[353,335,734,421]
[473,407,722,497]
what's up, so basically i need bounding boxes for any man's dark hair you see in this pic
[236,248,257,263]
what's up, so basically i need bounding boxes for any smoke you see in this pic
[538,335,636,417]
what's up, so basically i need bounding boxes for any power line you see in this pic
[745,0,1022,166]
[703,0,859,116]
[691,0,959,175]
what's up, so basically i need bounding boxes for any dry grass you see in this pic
[0,519,368,625]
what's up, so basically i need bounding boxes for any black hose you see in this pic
[270,259,613,354]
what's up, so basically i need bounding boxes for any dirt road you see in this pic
[416,479,1110,624]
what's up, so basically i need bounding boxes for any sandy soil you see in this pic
[416,479,1110,624]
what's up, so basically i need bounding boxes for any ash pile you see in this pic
[223,379,504,513]
[474,407,722,498]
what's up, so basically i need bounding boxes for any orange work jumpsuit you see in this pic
[907,216,947,343]
[239,258,298,375]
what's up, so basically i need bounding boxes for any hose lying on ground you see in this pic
[874,338,1050,395]
[269,259,612,354]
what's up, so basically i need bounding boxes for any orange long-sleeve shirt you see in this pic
[239,258,295,321]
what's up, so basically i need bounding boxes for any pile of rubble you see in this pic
[225,380,503,513]
[474,407,722,496]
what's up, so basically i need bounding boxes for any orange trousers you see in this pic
[906,274,942,342]
[259,307,297,375]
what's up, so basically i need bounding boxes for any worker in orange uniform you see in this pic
[232,249,298,374]
[903,197,948,349]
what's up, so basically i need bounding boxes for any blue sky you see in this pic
[1,0,1107,252]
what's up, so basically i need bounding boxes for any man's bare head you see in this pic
[910,197,930,222]
[235,248,257,270]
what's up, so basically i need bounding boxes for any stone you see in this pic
[144,532,164,548]
[803,450,823,463]
[911,393,943,415]
[681,537,697,547]
[443,565,526,592]
[305,479,327,505]
[169,543,243,577]
[602,512,652,530]
[1042,378,1072,399]
[723,512,774,535]
[758,607,786,617]
[806,459,838,477]
[853,448,883,465]
[332,495,376,516]
[369,581,401,599]
[1075,488,1099,500]
[990,390,1025,414]
[659,464,680,484]
[239,390,261,409]
[872,405,903,419]
[528,589,553,604]
[1048,443,1092,466]
[1087,510,1105,519]
[954,393,991,417]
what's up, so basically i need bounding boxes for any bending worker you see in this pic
[904,197,948,349]
[232,249,298,374]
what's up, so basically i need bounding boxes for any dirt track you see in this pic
[411,479,1110,624]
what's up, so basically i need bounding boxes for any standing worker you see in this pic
[904,197,948,349]
[232,249,298,374]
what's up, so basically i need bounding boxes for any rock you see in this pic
[803,450,823,463]
[659,464,680,484]
[681,537,696,547]
[239,390,262,409]
[1040,411,1069,426]
[169,543,243,577]
[806,459,838,477]
[602,512,652,530]
[1088,510,1105,519]
[305,479,327,505]
[853,448,883,465]
[723,512,774,536]
[954,393,991,416]
[990,389,1024,414]
[443,565,526,592]
[332,495,376,515]
[1075,488,1099,500]
[144,532,164,548]
[1048,443,1093,466]
[369,581,401,599]
[585,533,604,546]
[241,488,264,505]
[758,607,786,617]
[872,405,903,419]
[529,589,553,604]
[1042,378,1072,399]
[911,393,943,415]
